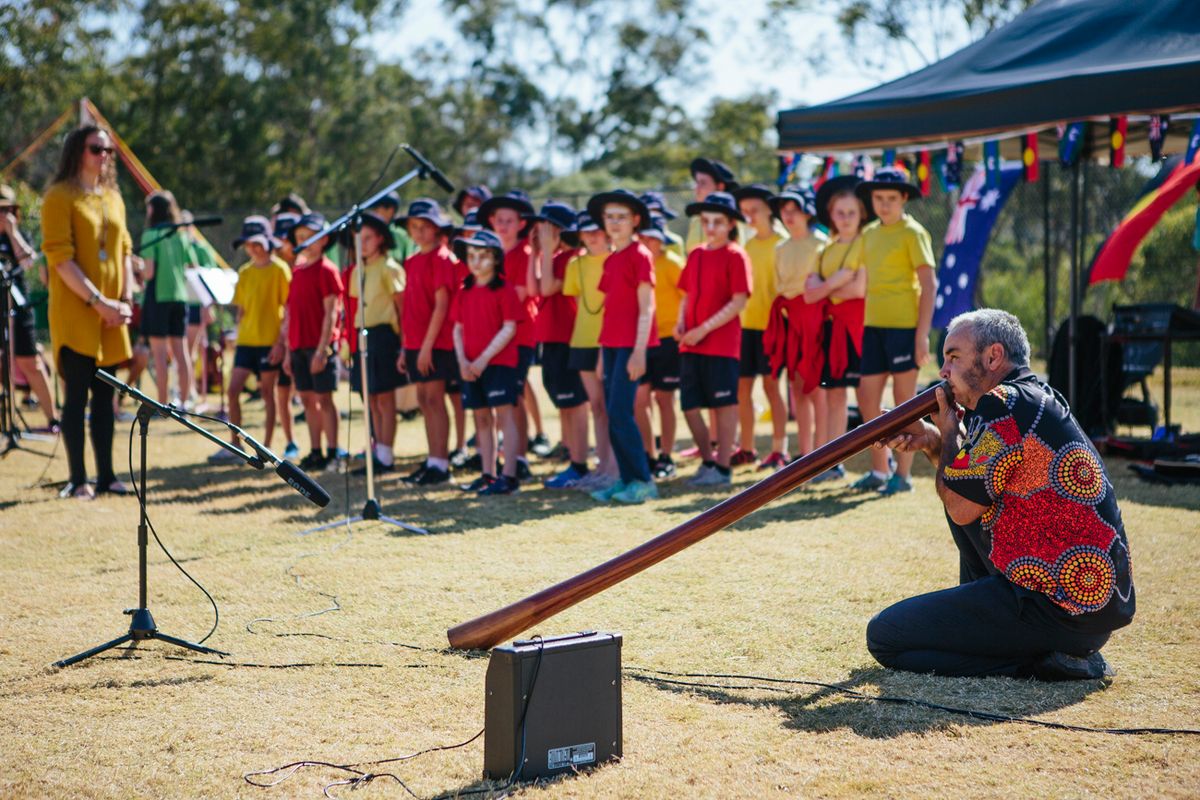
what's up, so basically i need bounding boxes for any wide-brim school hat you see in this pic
[770,184,818,219]
[452,229,506,267]
[478,190,534,226]
[273,212,301,242]
[575,211,601,233]
[446,210,483,239]
[733,183,777,209]
[523,200,577,230]
[586,189,651,230]
[453,184,492,216]
[690,157,740,191]
[397,198,450,228]
[290,212,330,250]
[640,191,678,220]
[638,214,669,242]
[369,190,402,213]
[816,175,877,229]
[360,211,397,252]
[855,166,921,204]
[234,215,282,250]
[685,191,746,223]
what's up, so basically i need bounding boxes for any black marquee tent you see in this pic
[775,0,1200,409]
[777,0,1200,155]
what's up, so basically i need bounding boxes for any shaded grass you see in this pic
[0,367,1197,798]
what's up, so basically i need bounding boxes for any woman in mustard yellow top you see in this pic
[42,126,134,500]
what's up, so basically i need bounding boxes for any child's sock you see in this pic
[571,461,589,475]
[427,457,449,471]
[714,464,732,477]
[375,444,395,467]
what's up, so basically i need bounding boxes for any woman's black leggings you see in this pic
[58,346,117,487]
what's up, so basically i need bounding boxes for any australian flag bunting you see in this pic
[933,164,1022,329]
[941,142,964,191]
[1186,120,1200,165]
[1058,122,1086,166]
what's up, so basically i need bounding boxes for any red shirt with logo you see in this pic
[453,282,523,368]
[503,241,535,348]
[287,256,343,351]
[535,248,578,345]
[403,245,457,352]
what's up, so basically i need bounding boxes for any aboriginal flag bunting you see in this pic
[1109,116,1127,168]
[1022,133,1039,182]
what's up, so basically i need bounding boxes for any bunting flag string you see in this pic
[1187,119,1200,165]
[881,149,896,167]
[917,150,931,196]
[983,141,1001,189]
[852,154,873,180]
[1022,133,1039,183]
[1058,121,1086,166]
[813,156,837,189]
[941,141,964,191]
[1148,115,1170,161]
[1109,116,1127,168]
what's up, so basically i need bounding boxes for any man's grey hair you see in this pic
[947,309,1030,367]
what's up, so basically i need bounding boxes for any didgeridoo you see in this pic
[447,381,948,650]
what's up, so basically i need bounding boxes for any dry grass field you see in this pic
[1,367,1198,799]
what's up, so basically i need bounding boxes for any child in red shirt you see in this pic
[585,189,658,505]
[285,213,344,472]
[452,230,523,495]
[397,199,459,486]
[678,193,752,488]
[478,190,541,479]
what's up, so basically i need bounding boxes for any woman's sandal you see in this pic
[59,482,96,501]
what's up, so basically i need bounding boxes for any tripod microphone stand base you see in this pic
[298,497,429,535]
[53,607,229,668]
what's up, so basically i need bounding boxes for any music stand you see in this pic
[295,146,454,536]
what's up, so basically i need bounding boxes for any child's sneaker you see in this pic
[730,448,757,466]
[612,480,658,504]
[462,474,494,493]
[879,472,914,496]
[652,455,676,480]
[544,465,586,489]
[810,464,846,483]
[851,471,889,491]
[589,479,627,502]
[529,433,553,458]
[414,466,451,486]
[299,450,327,471]
[479,474,519,495]
[283,441,300,461]
[757,451,788,471]
[207,447,239,464]
[449,448,471,470]
[690,466,732,487]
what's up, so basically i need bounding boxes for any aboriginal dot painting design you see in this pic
[1057,545,1117,612]
[984,446,1023,500]
[1050,442,1106,506]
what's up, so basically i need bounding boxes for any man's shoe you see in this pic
[414,466,451,486]
[1032,651,1115,681]
[612,479,658,504]
[544,465,586,489]
[479,474,519,495]
[529,433,553,458]
[878,472,914,495]
[850,471,889,492]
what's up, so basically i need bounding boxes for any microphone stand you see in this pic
[295,145,454,537]
[54,370,322,667]
[0,256,54,458]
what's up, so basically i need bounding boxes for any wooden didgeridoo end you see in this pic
[447,381,950,650]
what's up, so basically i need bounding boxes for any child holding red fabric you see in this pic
[677,193,751,489]
[585,190,658,504]
[805,178,867,482]
[452,229,523,495]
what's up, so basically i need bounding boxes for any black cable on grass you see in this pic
[244,638,548,800]
[624,666,1200,736]
[128,416,220,644]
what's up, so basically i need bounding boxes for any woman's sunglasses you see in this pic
[88,144,116,156]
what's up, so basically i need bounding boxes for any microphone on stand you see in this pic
[275,460,332,508]
[402,145,456,194]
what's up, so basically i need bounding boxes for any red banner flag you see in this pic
[1022,133,1039,183]
[1110,116,1127,168]
[916,150,931,195]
